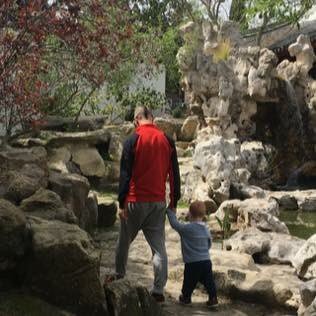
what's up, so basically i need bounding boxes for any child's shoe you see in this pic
[179,294,191,305]
[206,296,218,308]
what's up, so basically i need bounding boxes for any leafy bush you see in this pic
[120,88,167,121]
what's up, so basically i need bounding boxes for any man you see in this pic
[115,106,181,302]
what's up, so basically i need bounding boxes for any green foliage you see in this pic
[172,103,187,118]
[229,0,248,31]
[159,28,183,97]
[215,212,231,250]
[244,0,314,32]
[118,87,167,121]
[177,199,190,209]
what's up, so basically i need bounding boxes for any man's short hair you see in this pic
[189,201,206,218]
[134,106,152,120]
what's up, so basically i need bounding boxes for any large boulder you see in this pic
[298,279,316,316]
[47,147,71,174]
[104,279,162,316]
[211,249,303,310]
[193,136,244,204]
[180,116,199,141]
[25,217,105,314]
[300,198,316,212]
[20,188,77,224]
[0,293,75,316]
[39,115,106,132]
[214,198,288,233]
[48,171,91,231]
[71,145,105,178]
[277,194,299,210]
[12,129,111,148]
[226,227,305,265]
[153,117,182,140]
[0,199,31,271]
[240,141,274,181]
[292,234,316,279]
[0,147,48,203]
[108,133,123,162]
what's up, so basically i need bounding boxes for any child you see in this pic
[167,201,218,307]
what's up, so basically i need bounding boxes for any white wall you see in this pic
[128,64,166,95]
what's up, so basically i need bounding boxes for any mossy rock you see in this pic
[0,293,74,316]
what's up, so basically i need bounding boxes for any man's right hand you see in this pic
[119,207,128,220]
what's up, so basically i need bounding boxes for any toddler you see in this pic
[167,201,218,307]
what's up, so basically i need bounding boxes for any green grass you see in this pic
[279,210,316,239]
[177,200,189,209]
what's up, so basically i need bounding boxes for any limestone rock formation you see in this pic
[298,279,316,316]
[180,115,199,141]
[214,198,288,233]
[226,227,305,265]
[292,234,316,279]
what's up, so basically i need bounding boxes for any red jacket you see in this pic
[118,124,180,209]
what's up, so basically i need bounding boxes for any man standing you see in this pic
[115,106,180,302]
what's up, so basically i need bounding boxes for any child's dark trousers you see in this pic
[181,259,217,300]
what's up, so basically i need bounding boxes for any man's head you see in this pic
[133,106,153,127]
[189,200,206,221]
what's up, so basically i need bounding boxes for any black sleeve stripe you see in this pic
[164,133,181,208]
[118,133,139,209]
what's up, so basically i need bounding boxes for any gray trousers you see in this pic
[115,202,167,294]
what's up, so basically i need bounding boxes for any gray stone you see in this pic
[214,198,287,233]
[0,293,75,316]
[71,145,105,178]
[154,117,182,140]
[0,199,31,271]
[278,195,299,210]
[0,147,48,203]
[25,217,105,313]
[301,280,316,309]
[48,171,91,231]
[39,115,106,132]
[85,191,98,233]
[20,188,77,224]
[180,116,199,141]
[47,147,71,173]
[298,279,316,316]
[104,279,162,316]
[13,129,110,148]
[226,227,305,265]
[301,198,316,212]
[98,202,117,228]
[293,234,316,279]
